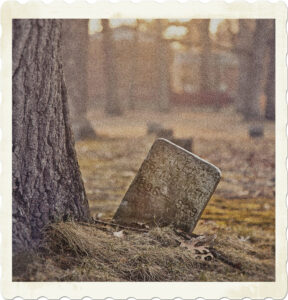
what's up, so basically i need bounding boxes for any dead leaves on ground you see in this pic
[179,234,217,261]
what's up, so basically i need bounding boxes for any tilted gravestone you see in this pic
[113,138,221,233]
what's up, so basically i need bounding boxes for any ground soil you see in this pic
[13,107,275,281]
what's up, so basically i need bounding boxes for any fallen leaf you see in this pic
[96,213,103,219]
[113,230,124,238]
[239,236,250,242]
[180,241,214,261]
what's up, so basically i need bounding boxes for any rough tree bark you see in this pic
[101,19,122,115]
[62,19,96,140]
[155,19,170,112]
[265,20,275,121]
[12,19,90,253]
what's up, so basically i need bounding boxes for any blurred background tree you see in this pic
[101,19,122,115]
[264,20,275,121]
[235,20,271,121]
[62,19,97,140]
[154,19,171,112]
[198,19,211,92]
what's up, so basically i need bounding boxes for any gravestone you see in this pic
[156,128,174,139]
[171,138,193,152]
[147,122,162,135]
[113,138,221,233]
[249,125,264,138]
[146,122,174,139]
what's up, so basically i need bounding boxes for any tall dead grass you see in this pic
[13,221,275,281]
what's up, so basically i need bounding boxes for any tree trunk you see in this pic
[12,19,90,253]
[155,19,170,112]
[198,19,211,92]
[62,19,96,140]
[236,20,269,121]
[236,20,251,114]
[128,20,139,110]
[265,20,275,121]
[101,19,122,115]
[246,19,270,120]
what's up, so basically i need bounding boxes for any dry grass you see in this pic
[13,221,274,281]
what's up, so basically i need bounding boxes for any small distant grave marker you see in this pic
[171,138,193,152]
[156,128,174,139]
[113,138,221,233]
[249,125,264,138]
[147,122,162,134]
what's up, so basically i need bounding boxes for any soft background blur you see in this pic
[87,19,274,121]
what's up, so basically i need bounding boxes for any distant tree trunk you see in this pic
[236,20,269,121]
[62,19,96,140]
[101,19,122,115]
[12,19,90,253]
[155,19,170,112]
[247,20,269,120]
[211,54,221,92]
[265,20,275,121]
[236,20,252,114]
[128,20,139,110]
[198,19,211,92]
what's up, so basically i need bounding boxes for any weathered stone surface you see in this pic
[113,138,221,232]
